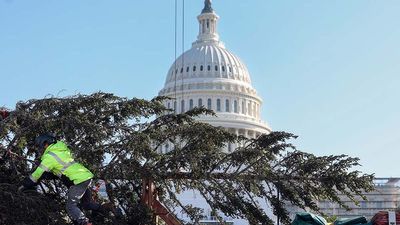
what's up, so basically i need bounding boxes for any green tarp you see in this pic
[292,212,327,225]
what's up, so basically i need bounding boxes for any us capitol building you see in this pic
[158,0,271,154]
[157,1,271,224]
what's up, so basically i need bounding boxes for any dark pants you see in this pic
[66,179,101,223]
[80,186,101,211]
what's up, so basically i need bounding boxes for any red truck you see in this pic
[371,211,400,225]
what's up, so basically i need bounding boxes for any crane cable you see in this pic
[173,0,178,114]
[181,0,185,111]
[173,0,186,114]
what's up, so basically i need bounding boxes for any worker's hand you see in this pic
[19,177,38,192]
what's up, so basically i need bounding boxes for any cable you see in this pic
[181,0,185,110]
[173,0,178,114]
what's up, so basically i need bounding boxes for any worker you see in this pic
[19,134,111,225]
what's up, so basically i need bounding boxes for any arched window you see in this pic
[217,99,221,111]
[186,67,189,72]
[189,99,193,110]
[207,98,212,110]
[200,65,203,71]
[193,66,196,72]
[225,99,230,112]
[167,102,171,110]
[234,100,238,113]
[180,68,183,73]
[181,100,185,113]
[215,65,218,71]
[198,98,203,107]
[222,66,225,72]
[174,101,177,112]
[207,65,211,71]
[229,66,232,72]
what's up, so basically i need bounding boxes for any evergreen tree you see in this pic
[0,93,374,225]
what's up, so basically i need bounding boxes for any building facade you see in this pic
[158,0,271,152]
[286,178,400,220]
[319,178,400,218]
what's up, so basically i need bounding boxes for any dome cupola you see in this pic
[194,0,220,46]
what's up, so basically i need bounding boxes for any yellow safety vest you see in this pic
[30,141,94,185]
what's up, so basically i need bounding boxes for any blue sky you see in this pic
[1,0,399,177]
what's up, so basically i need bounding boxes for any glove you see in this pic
[19,177,37,191]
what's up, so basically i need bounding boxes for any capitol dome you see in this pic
[162,43,252,86]
[159,0,270,150]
